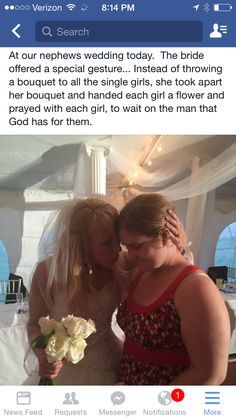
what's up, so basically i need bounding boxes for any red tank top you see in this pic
[117,265,201,385]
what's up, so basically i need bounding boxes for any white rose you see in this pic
[61,315,77,335]
[53,321,64,332]
[62,315,95,338]
[67,337,87,364]
[45,331,68,362]
[38,316,59,336]
[82,319,96,339]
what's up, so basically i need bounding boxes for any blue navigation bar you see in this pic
[0,0,235,46]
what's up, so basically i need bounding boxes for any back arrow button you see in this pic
[12,24,21,39]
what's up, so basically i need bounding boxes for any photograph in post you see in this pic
[0,134,235,386]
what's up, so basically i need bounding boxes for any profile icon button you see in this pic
[209,23,223,38]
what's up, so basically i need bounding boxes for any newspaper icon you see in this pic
[16,391,31,405]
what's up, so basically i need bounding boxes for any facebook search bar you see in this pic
[36,21,203,43]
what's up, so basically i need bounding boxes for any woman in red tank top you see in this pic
[117,193,230,385]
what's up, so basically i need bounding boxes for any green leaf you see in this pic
[39,377,53,385]
[32,335,47,349]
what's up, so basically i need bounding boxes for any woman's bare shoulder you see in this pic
[175,269,224,306]
[34,260,48,275]
[31,259,51,289]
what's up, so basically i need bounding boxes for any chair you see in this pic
[227,267,236,282]
[0,278,22,303]
[7,273,26,301]
[207,266,228,284]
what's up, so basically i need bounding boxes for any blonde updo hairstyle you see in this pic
[47,198,118,309]
[118,193,174,242]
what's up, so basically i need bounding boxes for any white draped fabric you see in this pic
[0,304,39,385]
[185,158,207,263]
[110,139,236,202]
[158,142,236,201]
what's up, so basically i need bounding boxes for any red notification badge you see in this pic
[171,388,185,402]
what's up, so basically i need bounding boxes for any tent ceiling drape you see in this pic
[0,135,235,211]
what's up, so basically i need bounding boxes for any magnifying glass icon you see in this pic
[42,26,52,37]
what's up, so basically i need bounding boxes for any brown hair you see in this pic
[118,193,174,237]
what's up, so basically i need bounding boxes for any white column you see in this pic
[197,190,216,270]
[88,145,110,196]
[73,144,110,197]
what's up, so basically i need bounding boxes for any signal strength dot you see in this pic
[5,5,15,10]
[66,3,76,11]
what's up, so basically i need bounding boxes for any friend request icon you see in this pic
[111,391,126,405]
[63,392,79,405]
[158,391,172,405]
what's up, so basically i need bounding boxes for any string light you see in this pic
[121,136,165,193]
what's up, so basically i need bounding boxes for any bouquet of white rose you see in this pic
[32,315,96,385]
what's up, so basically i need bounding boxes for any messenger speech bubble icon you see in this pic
[111,391,126,405]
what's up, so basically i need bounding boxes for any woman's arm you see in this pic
[27,261,50,344]
[172,272,230,385]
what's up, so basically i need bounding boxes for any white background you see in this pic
[1,47,236,135]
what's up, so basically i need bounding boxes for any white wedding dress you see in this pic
[28,261,128,385]
[51,281,124,385]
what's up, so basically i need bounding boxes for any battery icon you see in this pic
[213,3,232,11]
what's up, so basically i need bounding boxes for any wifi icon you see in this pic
[66,3,76,11]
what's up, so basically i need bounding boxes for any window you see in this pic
[214,223,236,268]
[0,240,9,281]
